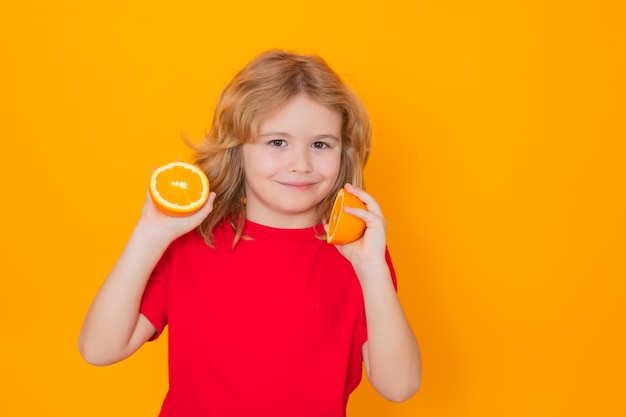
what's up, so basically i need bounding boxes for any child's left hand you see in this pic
[331,183,388,267]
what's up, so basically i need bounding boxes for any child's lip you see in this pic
[278,181,317,190]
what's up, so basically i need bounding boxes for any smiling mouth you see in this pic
[278,181,317,190]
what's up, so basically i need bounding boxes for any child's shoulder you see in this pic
[170,220,233,251]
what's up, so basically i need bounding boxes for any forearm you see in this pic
[78,222,170,365]
[357,261,422,402]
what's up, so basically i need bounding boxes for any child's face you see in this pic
[242,94,342,228]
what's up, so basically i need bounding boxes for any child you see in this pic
[79,49,421,416]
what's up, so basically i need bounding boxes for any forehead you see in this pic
[256,94,342,137]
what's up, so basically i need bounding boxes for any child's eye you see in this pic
[269,139,286,147]
[312,141,329,149]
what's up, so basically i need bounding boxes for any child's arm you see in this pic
[334,184,422,402]
[359,264,421,402]
[78,191,215,366]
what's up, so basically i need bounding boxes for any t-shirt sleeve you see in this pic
[139,247,171,341]
[361,246,398,345]
[386,247,398,291]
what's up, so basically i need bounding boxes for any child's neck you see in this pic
[245,211,318,229]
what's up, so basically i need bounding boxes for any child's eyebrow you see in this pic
[314,134,341,142]
[258,131,292,138]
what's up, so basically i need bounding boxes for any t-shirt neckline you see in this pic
[243,219,325,241]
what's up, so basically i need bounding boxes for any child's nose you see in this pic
[288,148,313,173]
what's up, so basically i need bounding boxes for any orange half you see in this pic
[149,162,210,216]
[327,188,366,244]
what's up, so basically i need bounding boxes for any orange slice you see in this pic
[149,161,210,217]
[327,188,366,244]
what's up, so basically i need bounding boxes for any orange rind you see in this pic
[327,188,366,245]
[149,161,210,217]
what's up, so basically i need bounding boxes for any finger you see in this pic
[344,183,383,216]
[343,206,383,228]
[193,191,216,218]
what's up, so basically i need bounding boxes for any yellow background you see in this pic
[1,1,624,416]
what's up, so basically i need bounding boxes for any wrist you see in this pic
[352,258,389,282]
[133,219,176,248]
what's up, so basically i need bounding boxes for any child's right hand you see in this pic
[137,190,216,243]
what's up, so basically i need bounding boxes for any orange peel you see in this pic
[327,188,366,245]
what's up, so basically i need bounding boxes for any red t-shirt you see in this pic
[140,220,396,417]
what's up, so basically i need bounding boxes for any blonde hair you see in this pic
[191,49,371,246]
